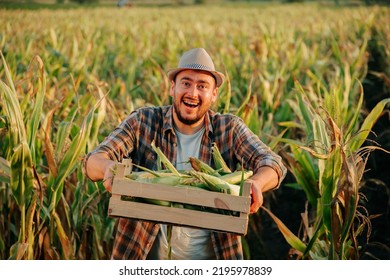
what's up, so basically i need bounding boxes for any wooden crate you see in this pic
[108,160,251,235]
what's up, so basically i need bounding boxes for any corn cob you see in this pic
[136,175,184,186]
[142,197,172,207]
[211,143,232,173]
[219,170,253,184]
[189,170,241,196]
[133,162,176,176]
[151,140,182,177]
[125,171,175,180]
[188,157,221,177]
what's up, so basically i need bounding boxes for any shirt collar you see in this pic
[204,110,214,137]
[163,105,175,134]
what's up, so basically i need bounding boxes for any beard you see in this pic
[171,87,214,127]
[173,99,205,125]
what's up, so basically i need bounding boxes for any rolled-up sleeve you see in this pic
[87,111,139,162]
[233,118,287,188]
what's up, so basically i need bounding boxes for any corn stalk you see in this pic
[0,51,111,259]
[267,78,390,259]
[0,52,44,259]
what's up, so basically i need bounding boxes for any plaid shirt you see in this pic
[87,105,286,260]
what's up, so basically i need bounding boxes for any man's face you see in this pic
[170,69,218,129]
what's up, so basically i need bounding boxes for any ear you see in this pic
[169,80,175,97]
[211,87,218,103]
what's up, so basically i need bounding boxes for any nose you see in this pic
[187,85,199,98]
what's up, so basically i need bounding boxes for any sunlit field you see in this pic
[1,2,389,260]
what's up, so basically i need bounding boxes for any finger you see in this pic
[249,184,263,214]
[103,175,113,192]
[249,192,259,214]
[250,200,260,214]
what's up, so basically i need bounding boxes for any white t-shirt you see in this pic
[147,127,216,260]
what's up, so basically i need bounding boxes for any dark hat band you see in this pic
[180,63,213,71]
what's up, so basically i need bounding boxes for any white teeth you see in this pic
[183,100,199,106]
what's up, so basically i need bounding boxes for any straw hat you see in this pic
[167,48,225,87]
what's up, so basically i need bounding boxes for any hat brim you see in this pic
[167,68,225,87]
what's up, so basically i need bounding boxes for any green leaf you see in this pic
[350,98,390,152]
[26,56,46,164]
[0,156,10,184]
[10,142,34,210]
[261,206,306,253]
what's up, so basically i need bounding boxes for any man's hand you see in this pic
[247,166,279,214]
[85,153,118,192]
[102,162,117,192]
[246,178,264,214]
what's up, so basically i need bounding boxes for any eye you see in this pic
[180,81,190,88]
[197,84,208,91]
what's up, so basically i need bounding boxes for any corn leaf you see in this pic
[0,156,10,184]
[48,96,100,212]
[350,98,390,152]
[261,206,306,253]
[52,211,72,260]
[26,56,46,164]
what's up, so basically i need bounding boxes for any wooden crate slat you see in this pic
[240,177,251,219]
[112,179,250,213]
[109,195,248,235]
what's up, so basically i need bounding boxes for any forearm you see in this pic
[251,166,279,193]
[84,112,137,182]
[233,118,287,186]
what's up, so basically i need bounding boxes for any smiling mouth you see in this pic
[182,99,200,108]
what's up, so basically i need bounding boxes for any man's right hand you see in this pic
[102,162,117,192]
[85,153,118,192]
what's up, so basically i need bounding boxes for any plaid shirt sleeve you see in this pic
[209,112,287,188]
[87,110,139,162]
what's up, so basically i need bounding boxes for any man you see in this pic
[83,48,286,259]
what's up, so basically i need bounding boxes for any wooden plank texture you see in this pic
[112,179,251,212]
[108,195,249,234]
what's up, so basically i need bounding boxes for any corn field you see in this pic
[1,2,390,260]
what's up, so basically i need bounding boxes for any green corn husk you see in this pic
[151,141,182,177]
[136,175,183,186]
[142,198,172,207]
[122,196,172,207]
[211,143,232,173]
[126,171,196,185]
[189,170,241,196]
[188,157,221,177]
[220,170,253,185]
[126,170,179,180]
